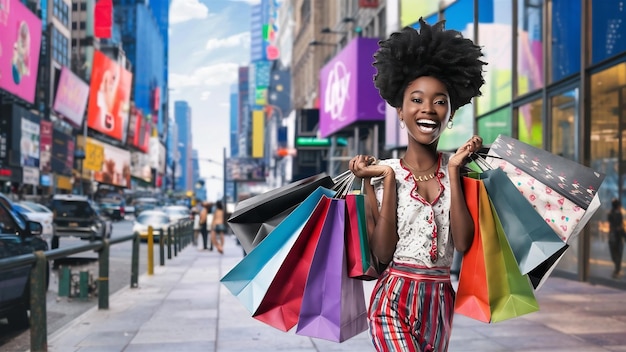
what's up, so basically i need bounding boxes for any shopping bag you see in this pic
[220,186,336,314]
[227,173,335,253]
[482,183,540,322]
[487,134,605,243]
[345,193,380,281]
[251,196,332,331]
[478,167,567,275]
[296,198,368,342]
[454,176,491,323]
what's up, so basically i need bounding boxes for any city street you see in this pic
[0,218,149,351]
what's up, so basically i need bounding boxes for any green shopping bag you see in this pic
[479,183,540,322]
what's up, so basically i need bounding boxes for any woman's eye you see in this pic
[411,98,422,103]
[435,100,447,105]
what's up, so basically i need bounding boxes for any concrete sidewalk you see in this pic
[45,235,626,352]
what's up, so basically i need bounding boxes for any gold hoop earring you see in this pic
[447,120,454,129]
[400,119,406,129]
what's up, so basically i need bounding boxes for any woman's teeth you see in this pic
[416,119,438,133]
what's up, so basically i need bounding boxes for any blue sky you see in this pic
[168,0,257,200]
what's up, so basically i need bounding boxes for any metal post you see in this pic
[30,251,48,352]
[159,228,165,266]
[147,226,154,275]
[173,224,178,257]
[98,239,109,309]
[58,266,71,297]
[223,147,228,220]
[79,271,89,300]
[167,226,172,259]
[131,232,139,288]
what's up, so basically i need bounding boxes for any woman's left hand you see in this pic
[449,135,483,169]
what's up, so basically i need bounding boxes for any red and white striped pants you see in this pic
[368,261,455,352]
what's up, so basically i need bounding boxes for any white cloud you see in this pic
[169,62,240,89]
[229,0,261,4]
[170,0,209,25]
[200,91,212,100]
[205,32,250,51]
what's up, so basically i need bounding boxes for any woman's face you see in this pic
[396,76,454,146]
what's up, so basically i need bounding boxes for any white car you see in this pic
[163,205,191,224]
[13,202,54,241]
[132,210,174,241]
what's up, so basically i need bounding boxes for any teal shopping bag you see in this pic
[220,186,336,314]
[479,168,566,275]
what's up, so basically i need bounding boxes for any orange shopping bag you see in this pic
[454,176,490,323]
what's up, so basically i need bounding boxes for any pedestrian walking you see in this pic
[608,198,625,278]
[199,202,213,251]
[348,18,486,351]
[211,200,226,254]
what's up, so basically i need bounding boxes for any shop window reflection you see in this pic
[517,99,543,148]
[589,63,626,280]
[550,89,577,161]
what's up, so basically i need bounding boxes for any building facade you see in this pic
[174,101,192,193]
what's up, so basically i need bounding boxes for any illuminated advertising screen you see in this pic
[130,151,151,182]
[78,136,131,188]
[53,66,90,128]
[39,120,52,173]
[319,37,385,138]
[86,50,133,141]
[50,129,74,176]
[226,157,266,182]
[126,107,150,153]
[0,0,42,104]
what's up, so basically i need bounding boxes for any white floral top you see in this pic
[370,152,455,268]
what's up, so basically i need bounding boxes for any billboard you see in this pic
[0,0,42,104]
[126,107,150,153]
[20,115,40,167]
[319,37,385,138]
[39,120,52,173]
[53,67,90,128]
[86,50,133,141]
[226,157,266,182]
[79,136,131,188]
[50,129,74,176]
[130,151,151,182]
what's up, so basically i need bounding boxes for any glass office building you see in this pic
[401,0,626,285]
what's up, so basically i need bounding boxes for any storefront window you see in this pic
[517,99,543,148]
[551,0,581,82]
[592,0,626,64]
[477,107,511,145]
[550,88,578,160]
[517,0,544,96]
[589,63,626,280]
[477,0,513,115]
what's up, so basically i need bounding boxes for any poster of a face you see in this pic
[86,50,132,141]
[20,117,39,167]
[0,0,42,104]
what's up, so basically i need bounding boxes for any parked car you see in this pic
[0,193,48,328]
[13,201,54,240]
[132,210,173,241]
[48,194,112,249]
[98,197,126,221]
[163,205,191,223]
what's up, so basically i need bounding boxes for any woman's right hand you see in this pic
[349,155,394,179]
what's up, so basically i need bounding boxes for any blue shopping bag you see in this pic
[220,186,336,314]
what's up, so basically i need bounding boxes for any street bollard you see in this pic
[173,224,178,257]
[58,266,71,297]
[147,226,154,275]
[159,228,165,266]
[30,251,48,352]
[131,232,139,288]
[79,271,89,300]
[167,226,172,259]
[98,239,110,310]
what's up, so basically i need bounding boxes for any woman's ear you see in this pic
[396,107,402,118]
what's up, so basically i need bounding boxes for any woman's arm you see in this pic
[350,156,398,264]
[448,136,483,253]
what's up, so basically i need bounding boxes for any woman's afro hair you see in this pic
[373,18,486,111]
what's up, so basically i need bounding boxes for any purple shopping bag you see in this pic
[295,197,368,343]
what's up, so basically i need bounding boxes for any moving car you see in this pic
[14,201,54,240]
[163,205,191,223]
[0,193,48,328]
[133,197,159,216]
[48,194,112,249]
[132,209,173,241]
[98,197,126,221]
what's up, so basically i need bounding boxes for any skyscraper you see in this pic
[174,101,192,192]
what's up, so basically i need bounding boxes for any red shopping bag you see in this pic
[251,196,332,331]
[454,176,490,323]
